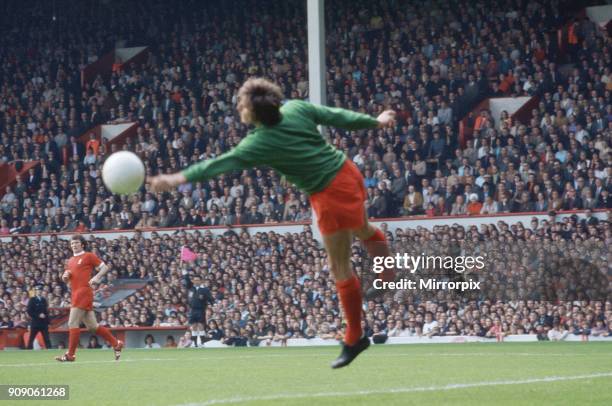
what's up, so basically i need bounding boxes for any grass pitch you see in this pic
[1,342,611,405]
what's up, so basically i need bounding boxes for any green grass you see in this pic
[1,343,611,405]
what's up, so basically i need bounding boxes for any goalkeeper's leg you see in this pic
[324,230,370,369]
[354,216,396,299]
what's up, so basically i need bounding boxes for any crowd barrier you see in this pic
[3,327,611,350]
[0,209,606,243]
[0,327,188,350]
[215,334,612,347]
[248,334,612,347]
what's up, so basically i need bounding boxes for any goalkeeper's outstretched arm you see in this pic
[148,140,258,192]
[306,101,396,131]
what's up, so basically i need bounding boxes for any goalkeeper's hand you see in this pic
[376,110,396,128]
[147,172,187,192]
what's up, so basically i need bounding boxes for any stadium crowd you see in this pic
[0,0,610,237]
[0,0,610,347]
[1,212,610,344]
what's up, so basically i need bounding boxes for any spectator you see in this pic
[547,324,569,341]
[423,312,439,337]
[87,336,102,349]
[164,336,178,348]
[402,185,423,215]
[143,334,161,349]
[591,321,609,337]
[480,196,499,215]
[450,196,467,216]
[467,194,483,215]
[178,331,195,349]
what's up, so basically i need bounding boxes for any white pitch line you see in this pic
[0,358,180,368]
[176,372,612,406]
[0,351,608,368]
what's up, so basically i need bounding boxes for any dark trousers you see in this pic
[189,308,207,328]
[27,325,52,349]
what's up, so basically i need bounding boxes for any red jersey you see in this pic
[66,252,102,310]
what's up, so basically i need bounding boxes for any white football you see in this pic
[102,151,145,195]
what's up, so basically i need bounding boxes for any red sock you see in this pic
[68,328,80,357]
[364,228,395,282]
[95,326,118,348]
[336,275,363,346]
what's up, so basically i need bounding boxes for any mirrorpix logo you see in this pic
[371,253,485,291]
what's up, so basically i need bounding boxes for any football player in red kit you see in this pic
[55,235,124,362]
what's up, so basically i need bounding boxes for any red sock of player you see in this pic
[68,328,80,357]
[336,274,363,346]
[95,326,118,348]
[364,228,395,282]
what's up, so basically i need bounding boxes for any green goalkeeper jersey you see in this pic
[182,100,379,194]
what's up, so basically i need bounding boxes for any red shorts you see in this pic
[72,287,94,311]
[310,160,366,235]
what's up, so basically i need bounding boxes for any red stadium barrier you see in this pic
[0,209,606,242]
[0,328,27,349]
[1,327,189,350]
[48,326,188,334]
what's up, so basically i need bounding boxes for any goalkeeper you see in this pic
[149,78,396,368]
